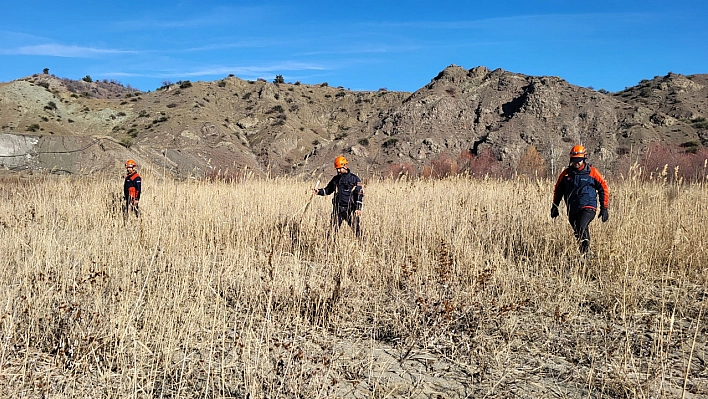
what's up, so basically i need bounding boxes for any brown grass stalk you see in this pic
[0,169,706,397]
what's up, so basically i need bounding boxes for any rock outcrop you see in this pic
[1,66,706,178]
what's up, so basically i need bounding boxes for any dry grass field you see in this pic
[0,166,707,398]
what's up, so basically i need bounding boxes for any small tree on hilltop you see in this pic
[274,74,285,84]
[43,68,49,74]
[82,75,93,83]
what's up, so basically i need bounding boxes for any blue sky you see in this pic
[1,0,706,93]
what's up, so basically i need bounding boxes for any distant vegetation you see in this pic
[691,117,708,129]
[382,137,398,148]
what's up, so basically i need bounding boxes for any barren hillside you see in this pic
[1,66,706,178]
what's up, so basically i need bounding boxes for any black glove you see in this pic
[600,208,609,222]
[550,204,559,219]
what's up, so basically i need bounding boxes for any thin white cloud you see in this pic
[358,12,654,31]
[299,46,394,56]
[113,16,221,30]
[103,62,326,80]
[181,62,326,77]
[0,30,50,42]
[103,71,144,78]
[111,5,271,31]
[181,39,283,52]
[11,44,135,58]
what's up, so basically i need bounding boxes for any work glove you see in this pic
[600,208,609,222]
[550,204,559,219]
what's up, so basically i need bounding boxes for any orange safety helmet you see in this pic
[125,159,137,168]
[334,155,348,169]
[569,145,587,159]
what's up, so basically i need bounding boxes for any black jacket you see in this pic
[317,171,363,211]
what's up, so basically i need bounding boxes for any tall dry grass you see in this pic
[0,166,706,398]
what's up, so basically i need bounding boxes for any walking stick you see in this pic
[298,179,319,223]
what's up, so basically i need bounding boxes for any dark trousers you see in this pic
[331,206,361,237]
[568,208,595,253]
[124,197,140,218]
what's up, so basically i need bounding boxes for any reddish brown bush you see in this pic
[640,143,708,182]
[420,149,508,179]
[383,162,417,179]
[422,153,459,178]
[457,149,506,178]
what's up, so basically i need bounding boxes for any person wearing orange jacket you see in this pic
[123,159,142,217]
[551,145,609,253]
[314,156,363,237]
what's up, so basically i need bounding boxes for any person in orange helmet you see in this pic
[314,156,363,237]
[551,145,609,253]
[123,159,142,217]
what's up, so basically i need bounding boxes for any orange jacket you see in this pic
[124,172,142,201]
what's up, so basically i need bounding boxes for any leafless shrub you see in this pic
[383,162,417,179]
[637,143,708,183]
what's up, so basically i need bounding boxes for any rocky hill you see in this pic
[1,66,706,179]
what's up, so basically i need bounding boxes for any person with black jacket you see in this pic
[551,145,609,253]
[314,156,363,237]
